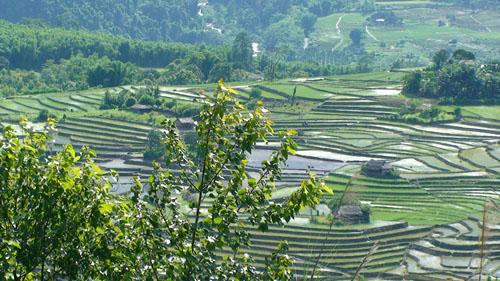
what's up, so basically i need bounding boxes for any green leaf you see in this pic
[99,203,114,214]
[8,240,21,249]
[322,183,333,194]
[96,227,105,234]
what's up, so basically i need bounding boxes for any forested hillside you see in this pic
[0,20,361,96]
[0,0,354,45]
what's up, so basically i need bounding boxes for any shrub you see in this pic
[164,99,177,109]
[334,220,345,227]
[138,94,156,106]
[246,100,258,110]
[249,88,263,100]
[36,109,55,122]
[143,129,165,160]
[125,96,137,107]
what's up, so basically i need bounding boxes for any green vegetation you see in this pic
[0,20,374,97]
[100,87,161,110]
[143,129,165,160]
[402,50,499,104]
[383,103,461,124]
[0,1,499,277]
[0,0,357,46]
[0,70,498,279]
[36,109,55,122]
[0,84,330,280]
[435,0,499,9]
[1,0,499,74]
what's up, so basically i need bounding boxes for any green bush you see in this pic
[36,109,55,122]
[249,88,263,100]
[138,94,156,106]
[125,97,137,107]
[143,130,165,160]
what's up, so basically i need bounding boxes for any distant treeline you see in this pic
[0,21,367,96]
[402,49,500,104]
[0,20,209,70]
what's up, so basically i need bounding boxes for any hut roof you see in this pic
[337,205,363,217]
[177,117,195,124]
[366,159,388,170]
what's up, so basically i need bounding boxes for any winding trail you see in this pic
[470,15,492,33]
[331,15,345,52]
[365,25,379,42]
[197,0,208,17]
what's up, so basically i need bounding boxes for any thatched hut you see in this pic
[362,159,393,177]
[334,205,370,224]
[176,117,196,130]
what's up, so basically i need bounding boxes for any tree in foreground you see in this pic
[124,81,331,279]
[0,118,118,280]
[0,82,331,280]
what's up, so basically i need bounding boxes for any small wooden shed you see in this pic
[334,205,370,224]
[176,117,196,130]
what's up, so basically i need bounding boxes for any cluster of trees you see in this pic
[100,86,201,118]
[100,87,161,110]
[0,1,204,43]
[0,55,140,96]
[0,20,200,70]
[1,84,331,280]
[0,0,387,65]
[403,49,500,104]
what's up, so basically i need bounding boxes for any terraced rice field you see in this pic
[310,3,500,67]
[218,221,432,279]
[233,73,498,278]
[0,90,105,117]
[404,217,500,280]
[1,72,498,279]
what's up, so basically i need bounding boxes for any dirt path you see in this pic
[197,0,208,17]
[365,25,379,42]
[331,15,345,52]
[470,15,492,33]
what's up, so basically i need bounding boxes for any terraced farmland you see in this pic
[220,221,432,279]
[1,71,498,279]
[404,216,500,280]
[230,72,498,278]
[310,2,500,67]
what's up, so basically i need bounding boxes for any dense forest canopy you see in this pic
[0,0,202,42]
[0,0,355,47]
[0,20,204,70]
